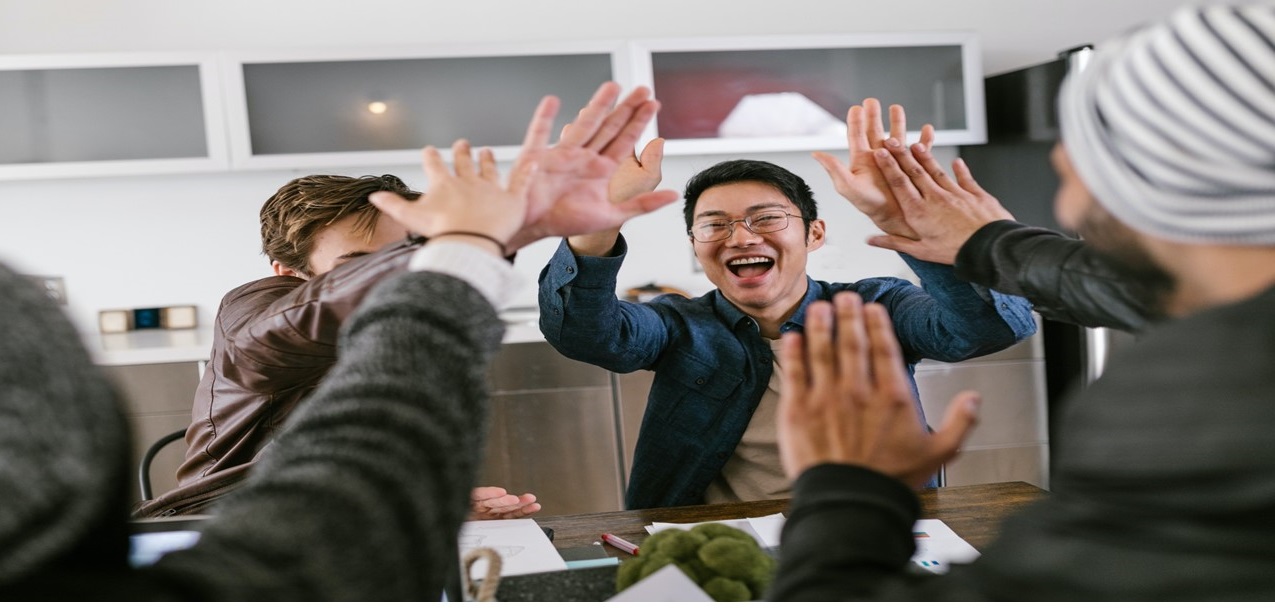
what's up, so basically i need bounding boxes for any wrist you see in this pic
[428,231,506,258]
[504,224,550,254]
[567,231,621,257]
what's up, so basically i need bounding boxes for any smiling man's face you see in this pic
[690,181,825,322]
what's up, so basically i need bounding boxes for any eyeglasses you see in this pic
[688,211,805,242]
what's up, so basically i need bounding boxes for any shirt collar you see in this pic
[782,277,828,332]
[710,276,825,333]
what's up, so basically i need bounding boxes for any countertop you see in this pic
[85,327,215,366]
[86,311,549,367]
[85,311,1041,368]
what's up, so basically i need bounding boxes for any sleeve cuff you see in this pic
[954,220,1030,285]
[408,241,521,309]
[569,234,630,289]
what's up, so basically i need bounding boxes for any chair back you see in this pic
[139,429,187,501]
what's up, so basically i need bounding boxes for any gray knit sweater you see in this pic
[0,262,502,600]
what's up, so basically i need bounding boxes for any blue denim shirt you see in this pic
[539,236,1035,509]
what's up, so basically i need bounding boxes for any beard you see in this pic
[1075,204,1177,320]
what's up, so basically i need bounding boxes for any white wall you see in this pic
[0,0,1193,334]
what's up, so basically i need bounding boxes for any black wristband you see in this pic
[429,231,506,257]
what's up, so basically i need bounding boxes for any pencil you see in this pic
[601,533,640,556]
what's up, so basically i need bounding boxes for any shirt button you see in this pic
[566,266,575,274]
[695,378,706,385]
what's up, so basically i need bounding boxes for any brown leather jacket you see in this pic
[133,238,422,516]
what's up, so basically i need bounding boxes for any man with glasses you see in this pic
[539,148,1035,509]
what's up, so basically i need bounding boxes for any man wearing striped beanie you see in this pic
[770,3,1275,600]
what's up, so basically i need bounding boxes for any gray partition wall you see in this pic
[479,342,627,517]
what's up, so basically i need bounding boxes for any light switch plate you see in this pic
[99,309,132,333]
[21,275,67,305]
[160,305,198,329]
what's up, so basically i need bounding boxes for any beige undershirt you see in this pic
[703,337,791,504]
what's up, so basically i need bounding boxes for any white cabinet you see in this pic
[0,52,229,181]
[0,33,984,178]
[628,32,986,155]
[220,42,624,170]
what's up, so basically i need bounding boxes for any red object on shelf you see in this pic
[653,68,843,139]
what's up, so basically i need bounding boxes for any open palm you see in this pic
[521,148,659,240]
[813,98,934,240]
[505,83,677,251]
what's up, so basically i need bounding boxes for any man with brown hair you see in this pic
[259,173,419,279]
[138,81,673,519]
[0,91,679,598]
[139,172,540,518]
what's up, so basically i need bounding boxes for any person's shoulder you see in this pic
[616,289,720,338]
[211,276,306,331]
[220,275,305,307]
[221,238,424,308]
[649,288,719,313]
[832,275,914,288]
[822,277,920,302]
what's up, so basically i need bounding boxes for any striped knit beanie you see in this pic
[1058,3,1275,245]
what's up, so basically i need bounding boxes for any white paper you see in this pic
[644,514,979,575]
[911,519,981,574]
[744,513,787,547]
[645,512,784,548]
[457,518,566,580]
[608,564,714,602]
[128,530,202,568]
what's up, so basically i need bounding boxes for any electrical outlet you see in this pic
[35,276,67,305]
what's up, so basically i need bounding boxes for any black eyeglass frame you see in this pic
[687,212,807,243]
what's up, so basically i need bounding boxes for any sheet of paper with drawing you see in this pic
[646,512,787,547]
[646,514,979,573]
[457,518,567,579]
[911,519,980,573]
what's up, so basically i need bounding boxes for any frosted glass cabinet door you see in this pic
[630,33,986,155]
[0,54,228,180]
[225,47,616,169]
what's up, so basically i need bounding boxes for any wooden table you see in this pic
[538,481,1045,558]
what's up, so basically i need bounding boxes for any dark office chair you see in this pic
[139,429,187,501]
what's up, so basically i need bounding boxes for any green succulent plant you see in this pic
[615,523,775,601]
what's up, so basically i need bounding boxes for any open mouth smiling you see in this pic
[727,256,775,278]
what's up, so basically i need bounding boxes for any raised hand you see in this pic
[865,142,1015,265]
[468,486,542,520]
[504,82,679,252]
[369,139,535,254]
[812,98,935,240]
[609,137,665,206]
[567,137,666,256]
[776,291,978,488]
